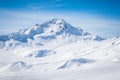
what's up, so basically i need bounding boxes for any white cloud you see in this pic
[25,0,67,10]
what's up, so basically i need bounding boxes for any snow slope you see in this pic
[0,18,120,80]
[1,63,120,80]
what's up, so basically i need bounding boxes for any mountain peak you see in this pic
[38,18,83,36]
[49,18,65,25]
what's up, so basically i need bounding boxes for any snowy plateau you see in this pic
[0,18,120,80]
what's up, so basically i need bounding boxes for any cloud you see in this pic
[25,0,67,10]
[26,6,44,10]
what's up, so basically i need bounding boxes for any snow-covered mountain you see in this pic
[0,18,120,80]
[0,18,103,43]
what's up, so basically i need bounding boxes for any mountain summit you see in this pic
[0,18,104,43]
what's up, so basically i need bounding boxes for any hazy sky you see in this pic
[0,0,120,38]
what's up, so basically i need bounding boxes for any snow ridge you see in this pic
[0,18,104,43]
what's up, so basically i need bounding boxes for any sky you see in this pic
[0,0,120,38]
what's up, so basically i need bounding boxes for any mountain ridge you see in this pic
[0,18,104,43]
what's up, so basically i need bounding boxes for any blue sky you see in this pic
[0,0,120,38]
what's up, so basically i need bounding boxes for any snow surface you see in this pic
[0,18,120,80]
